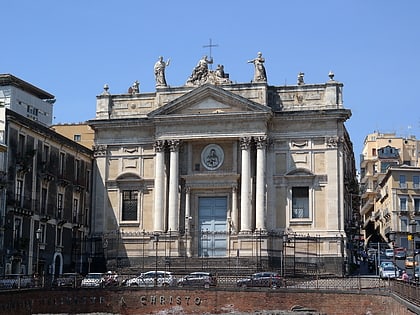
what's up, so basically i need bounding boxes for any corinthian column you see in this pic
[168,140,180,232]
[153,140,165,232]
[255,136,267,231]
[240,137,252,232]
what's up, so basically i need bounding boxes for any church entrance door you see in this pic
[198,197,227,257]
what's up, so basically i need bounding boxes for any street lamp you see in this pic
[35,228,41,276]
[410,219,417,256]
[153,233,159,286]
[282,234,288,277]
[388,231,396,278]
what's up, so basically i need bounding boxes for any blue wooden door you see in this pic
[198,197,227,257]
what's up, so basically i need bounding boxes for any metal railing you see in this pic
[1,274,419,308]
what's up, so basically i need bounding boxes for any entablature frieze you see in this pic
[272,174,327,187]
[182,173,239,189]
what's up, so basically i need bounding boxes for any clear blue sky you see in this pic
[2,1,420,168]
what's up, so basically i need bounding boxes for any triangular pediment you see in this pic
[148,84,271,117]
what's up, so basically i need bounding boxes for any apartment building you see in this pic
[375,166,420,252]
[360,131,420,249]
[0,74,93,277]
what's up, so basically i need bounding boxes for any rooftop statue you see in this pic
[186,56,231,86]
[247,52,267,82]
[187,55,213,85]
[154,56,170,87]
[128,80,140,94]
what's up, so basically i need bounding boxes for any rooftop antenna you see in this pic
[203,38,218,70]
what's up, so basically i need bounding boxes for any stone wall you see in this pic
[0,287,417,315]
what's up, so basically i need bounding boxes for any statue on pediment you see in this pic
[187,55,213,85]
[186,57,231,86]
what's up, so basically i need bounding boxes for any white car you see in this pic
[123,271,175,287]
[81,273,104,288]
[385,249,394,258]
[379,266,398,279]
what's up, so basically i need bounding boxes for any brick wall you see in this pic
[0,288,416,315]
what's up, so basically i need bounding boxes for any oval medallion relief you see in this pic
[201,144,224,171]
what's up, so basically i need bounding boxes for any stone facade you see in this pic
[2,109,93,276]
[89,61,357,274]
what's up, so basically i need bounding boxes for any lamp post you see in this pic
[282,234,288,277]
[410,219,417,254]
[142,230,145,272]
[87,257,92,273]
[35,228,41,276]
[410,219,417,279]
[388,231,396,278]
[153,233,159,286]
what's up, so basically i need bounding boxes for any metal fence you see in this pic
[1,273,419,308]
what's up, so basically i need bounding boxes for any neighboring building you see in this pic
[51,123,95,150]
[89,57,358,275]
[376,165,420,252]
[0,74,55,126]
[360,131,420,248]
[0,74,93,277]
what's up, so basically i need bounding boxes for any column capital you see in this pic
[240,137,252,150]
[255,136,268,149]
[153,140,165,152]
[168,139,180,152]
[93,144,107,157]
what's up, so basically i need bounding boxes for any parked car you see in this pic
[102,271,119,287]
[378,261,393,274]
[236,272,283,289]
[81,273,104,288]
[405,256,418,269]
[414,266,420,281]
[385,249,394,258]
[52,273,83,288]
[177,272,217,288]
[379,266,398,279]
[0,274,34,289]
[122,271,176,287]
[395,248,407,260]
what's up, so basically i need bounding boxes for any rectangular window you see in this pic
[13,218,22,249]
[41,188,47,214]
[59,152,65,176]
[122,190,138,221]
[56,226,62,246]
[16,179,23,206]
[73,134,81,142]
[415,199,420,213]
[40,224,46,243]
[18,134,25,156]
[73,198,79,223]
[42,145,50,164]
[292,187,309,219]
[57,193,63,218]
[86,170,91,192]
[400,197,407,211]
[400,175,407,188]
[75,159,80,182]
[401,218,408,232]
[414,176,420,189]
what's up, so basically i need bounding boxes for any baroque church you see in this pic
[88,53,358,275]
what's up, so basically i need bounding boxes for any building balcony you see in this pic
[360,198,374,216]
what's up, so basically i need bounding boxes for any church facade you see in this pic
[89,55,358,275]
